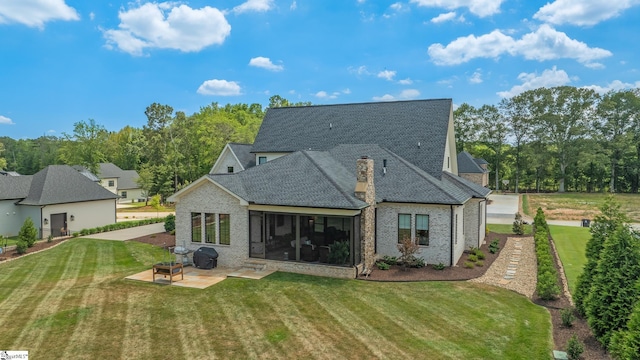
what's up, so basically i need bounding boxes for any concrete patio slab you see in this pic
[125,266,276,289]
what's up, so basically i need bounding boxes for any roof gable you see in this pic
[457,151,485,174]
[252,99,453,178]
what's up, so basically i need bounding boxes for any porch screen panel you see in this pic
[398,214,411,243]
[191,213,202,243]
[219,214,230,245]
[205,213,216,244]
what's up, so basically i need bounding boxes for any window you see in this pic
[258,156,267,165]
[227,166,234,173]
[416,215,429,246]
[398,214,411,243]
[191,213,202,242]
[108,180,114,187]
[219,214,230,245]
[205,213,216,243]
[121,191,127,198]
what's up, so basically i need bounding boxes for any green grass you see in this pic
[0,236,19,247]
[526,193,640,222]
[0,239,554,359]
[488,223,533,235]
[522,194,531,217]
[117,203,174,212]
[548,225,590,295]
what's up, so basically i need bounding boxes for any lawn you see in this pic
[0,239,553,359]
[525,193,640,222]
[548,225,590,295]
[487,224,533,235]
[117,203,175,212]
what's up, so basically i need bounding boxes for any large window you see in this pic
[191,213,202,242]
[205,213,216,243]
[416,214,429,246]
[219,214,230,245]
[398,214,411,243]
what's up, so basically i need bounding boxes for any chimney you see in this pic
[355,156,376,273]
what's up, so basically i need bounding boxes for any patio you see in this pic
[125,266,276,289]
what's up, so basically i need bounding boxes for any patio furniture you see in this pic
[153,262,183,283]
[301,244,319,262]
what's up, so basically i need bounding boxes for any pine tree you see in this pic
[18,217,38,248]
[610,300,640,360]
[585,225,640,348]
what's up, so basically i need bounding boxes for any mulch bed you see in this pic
[2,230,609,358]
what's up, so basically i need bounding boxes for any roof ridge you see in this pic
[301,151,365,209]
[269,98,452,110]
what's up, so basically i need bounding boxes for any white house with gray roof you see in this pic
[168,99,491,278]
[0,165,118,238]
[94,163,144,203]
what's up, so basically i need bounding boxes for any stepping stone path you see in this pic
[504,239,523,281]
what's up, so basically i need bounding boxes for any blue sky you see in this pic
[1,0,639,139]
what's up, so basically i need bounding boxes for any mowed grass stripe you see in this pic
[171,295,220,359]
[120,290,153,359]
[10,244,87,350]
[305,285,407,359]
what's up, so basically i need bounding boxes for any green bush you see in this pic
[513,212,525,235]
[533,209,561,300]
[463,261,474,269]
[72,232,79,238]
[433,263,445,270]
[376,261,390,270]
[411,257,425,268]
[381,255,397,265]
[328,241,349,265]
[468,254,478,262]
[475,260,484,267]
[561,307,576,328]
[489,239,500,254]
[164,214,176,232]
[47,234,53,243]
[18,217,38,248]
[473,248,486,260]
[15,240,28,254]
[566,334,584,360]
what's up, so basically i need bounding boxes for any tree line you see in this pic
[455,86,640,193]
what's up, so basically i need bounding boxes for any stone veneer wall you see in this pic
[376,202,465,266]
[174,181,249,268]
[460,173,487,187]
[262,260,356,279]
[354,157,376,272]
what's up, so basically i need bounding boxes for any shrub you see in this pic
[72,232,79,238]
[411,257,425,268]
[513,212,525,235]
[463,261,474,269]
[376,261,390,270]
[537,270,560,300]
[475,260,484,267]
[170,229,176,235]
[18,217,38,248]
[566,334,584,360]
[433,263,445,270]
[473,248,486,260]
[80,229,89,236]
[468,254,478,262]
[397,237,420,271]
[561,307,576,328]
[489,239,500,254]
[15,240,28,254]
[381,255,398,265]
[47,234,53,243]
[328,241,349,264]
[164,214,176,232]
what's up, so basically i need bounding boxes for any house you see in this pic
[457,151,489,187]
[168,99,491,278]
[210,143,255,174]
[0,165,119,238]
[95,163,144,203]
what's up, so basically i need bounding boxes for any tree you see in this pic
[478,104,508,191]
[453,103,480,153]
[19,217,38,247]
[574,197,629,315]
[610,301,640,360]
[136,165,154,206]
[585,225,640,348]
[500,93,532,193]
[58,119,108,174]
[397,236,421,271]
[0,141,6,170]
[594,90,639,193]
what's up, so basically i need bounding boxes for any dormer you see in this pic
[210,143,256,174]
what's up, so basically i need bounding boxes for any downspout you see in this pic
[450,205,454,266]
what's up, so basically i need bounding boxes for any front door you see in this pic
[51,213,67,237]
[250,213,264,258]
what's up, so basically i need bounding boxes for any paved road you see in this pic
[82,223,166,241]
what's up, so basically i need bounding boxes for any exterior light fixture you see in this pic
[70,215,75,221]
[44,218,49,225]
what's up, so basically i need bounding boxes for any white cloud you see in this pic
[343,88,352,94]
[534,0,640,26]
[249,57,284,71]
[290,1,297,10]
[233,0,274,14]
[390,2,404,10]
[315,91,337,99]
[197,79,242,96]
[398,78,413,85]
[89,12,95,21]
[0,115,14,125]
[497,66,571,98]
[0,0,79,28]
[469,70,482,84]
[430,11,458,23]
[373,89,420,101]
[377,70,397,81]
[410,0,504,17]
[582,80,640,94]
[103,3,230,56]
[349,65,371,76]
[428,24,612,66]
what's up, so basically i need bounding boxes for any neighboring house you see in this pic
[210,143,256,174]
[168,99,491,279]
[457,151,489,187]
[95,163,144,203]
[0,165,119,238]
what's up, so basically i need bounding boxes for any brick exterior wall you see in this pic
[376,202,465,266]
[460,172,488,187]
[354,157,376,272]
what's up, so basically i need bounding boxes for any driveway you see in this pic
[487,194,520,224]
[82,223,165,241]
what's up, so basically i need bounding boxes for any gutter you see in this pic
[450,205,454,266]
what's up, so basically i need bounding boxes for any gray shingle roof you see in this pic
[457,151,486,174]
[18,165,119,205]
[228,143,256,170]
[0,175,32,200]
[442,171,491,198]
[97,163,139,189]
[252,99,452,178]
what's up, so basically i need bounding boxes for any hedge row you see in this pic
[533,208,561,300]
[73,217,166,237]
